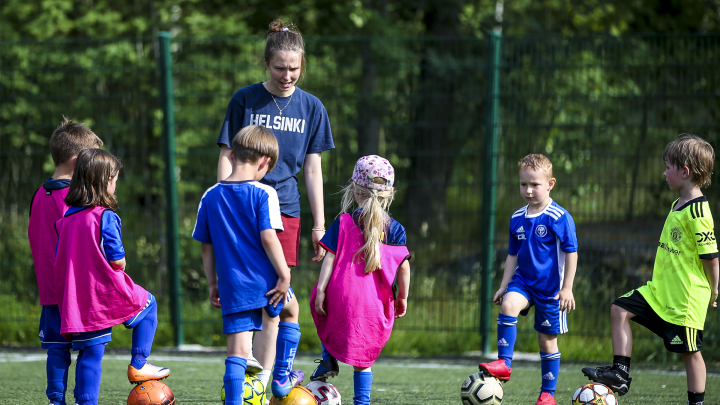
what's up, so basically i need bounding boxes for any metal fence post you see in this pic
[480,31,501,356]
[158,32,184,347]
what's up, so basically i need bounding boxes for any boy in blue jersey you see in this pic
[479,154,579,405]
[193,125,304,404]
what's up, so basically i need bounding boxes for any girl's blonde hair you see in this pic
[340,181,396,274]
[65,148,122,210]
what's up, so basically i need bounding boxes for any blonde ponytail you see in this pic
[340,181,395,273]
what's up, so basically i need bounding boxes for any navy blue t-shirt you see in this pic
[217,83,335,216]
[61,206,125,261]
[192,180,285,316]
[319,210,407,254]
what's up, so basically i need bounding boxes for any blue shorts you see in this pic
[506,276,568,335]
[39,305,71,349]
[71,292,156,350]
[223,287,295,334]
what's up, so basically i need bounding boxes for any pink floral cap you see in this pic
[351,155,395,191]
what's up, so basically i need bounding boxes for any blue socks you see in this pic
[540,351,561,395]
[131,299,158,369]
[75,344,105,405]
[223,357,248,405]
[353,371,373,405]
[46,348,71,405]
[272,322,301,382]
[497,314,518,368]
[321,343,332,363]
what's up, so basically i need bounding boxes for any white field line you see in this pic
[0,352,718,378]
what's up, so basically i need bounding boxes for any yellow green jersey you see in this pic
[638,196,718,329]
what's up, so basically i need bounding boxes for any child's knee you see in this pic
[500,292,528,316]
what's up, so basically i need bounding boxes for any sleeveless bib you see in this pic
[54,206,148,338]
[310,214,410,367]
[28,184,70,305]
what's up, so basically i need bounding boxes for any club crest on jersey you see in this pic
[535,225,548,238]
[670,226,683,243]
[516,226,526,240]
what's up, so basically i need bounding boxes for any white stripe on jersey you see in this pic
[512,206,527,218]
[250,181,284,232]
[193,183,222,237]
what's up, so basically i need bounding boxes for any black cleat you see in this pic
[310,356,340,382]
[582,366,632,396]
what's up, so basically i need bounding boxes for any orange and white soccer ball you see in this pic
[268,386,317,405]
[305,381,342,405]
[572,383,618,405]
[127,380,175,405]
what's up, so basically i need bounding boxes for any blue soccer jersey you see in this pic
[508,200,578,297]
[192,180,284,316]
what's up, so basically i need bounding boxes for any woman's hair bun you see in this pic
[268,19,300,36]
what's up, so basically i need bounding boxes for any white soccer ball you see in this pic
[460,372,504,405]
[572,383,617,405]
[304,380,342,405]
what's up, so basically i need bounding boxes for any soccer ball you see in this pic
[127,381,175,405]
[220,374,266,405]
[305,381,342,405]
[460,372,504,405]
[268,386,317,405]
[572,383,618,405]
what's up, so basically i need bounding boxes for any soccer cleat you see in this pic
[310,356,340,381]
[246,354,263,375]
[536,392,556,405]
[478,359,512,381]
[127,362,171,384]
[581,366,632,396]
[271,369,305,398]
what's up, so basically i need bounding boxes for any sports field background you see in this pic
[1,347,718,404]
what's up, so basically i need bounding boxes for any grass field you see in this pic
[1,348,718,404]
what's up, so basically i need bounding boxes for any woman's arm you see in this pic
[217,145,233,182]
[314,252,336,316]
[304,152,326,263]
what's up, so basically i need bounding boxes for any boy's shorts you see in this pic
[39,305,71,349]
[506,276,568,335]
[277,214,300,267]
[223,287,295,334]
[613,289,702,353]
[71,292,156,351]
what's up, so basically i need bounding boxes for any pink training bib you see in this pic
[54,206,148,338]
[28,184,70,305]
[311,214,410,367]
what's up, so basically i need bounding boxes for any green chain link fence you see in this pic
[2,33,720,360]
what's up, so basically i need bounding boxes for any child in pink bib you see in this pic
[54,149,169,405]
[310,155,411,405]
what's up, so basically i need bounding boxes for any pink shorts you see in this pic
[277,214,300,267]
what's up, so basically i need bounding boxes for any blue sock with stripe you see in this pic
[46,348,71,405]
[353,371,373,405]
[273,322,301,383]
[223,357,247,405]
[497,314,518,368]
[131,300,158,369]
[540,351,561,395]
[75,344,105,405]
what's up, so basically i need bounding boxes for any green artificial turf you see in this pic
[0,348,717,404]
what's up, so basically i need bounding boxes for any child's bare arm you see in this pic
[554,251,578,312]
[260,229,291,306]
[201,243,221,308]
[109,258,126,271]
[314,252,336,316]
[395,260,411,318]
[493,255,518,305]
[702,257,719,307]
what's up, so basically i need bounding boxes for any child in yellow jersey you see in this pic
[582,134,719,405]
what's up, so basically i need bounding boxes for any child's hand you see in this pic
[394,298,408,318]
[266,275,290,307]
[315,290,327,316]
[209,284,221,308]
[492,288,506,305]
[553,288,575,312]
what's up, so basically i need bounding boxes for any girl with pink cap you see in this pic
[309,155,412,405]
